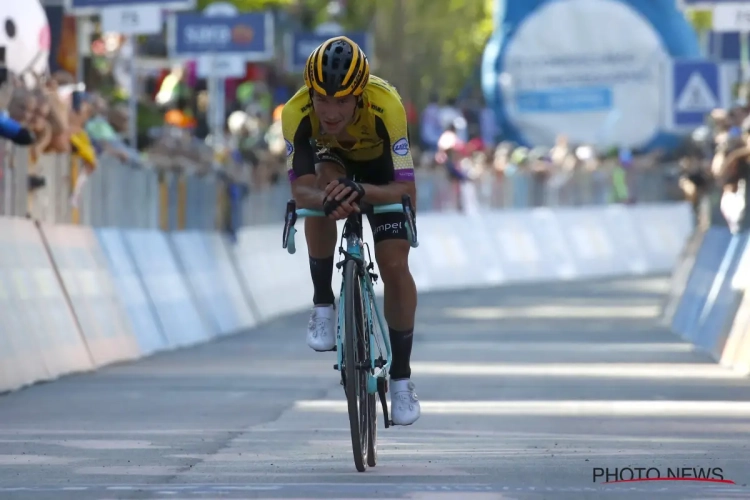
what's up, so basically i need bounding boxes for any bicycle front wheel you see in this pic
[343,259,370,472]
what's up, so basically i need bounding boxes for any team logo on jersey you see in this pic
[393,138,409,156]
[286,140,294,157]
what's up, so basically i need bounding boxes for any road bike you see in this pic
[282,195,418,472]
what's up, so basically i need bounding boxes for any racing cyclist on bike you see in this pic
[281,36,420,426]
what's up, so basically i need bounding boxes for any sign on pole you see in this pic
[672,59,721,128]
[169,8,274,142]
[100,5,163,35]
[64,0,195,16]
[171,12,274,60]
[678,0,741,8]
[712,3,750,32]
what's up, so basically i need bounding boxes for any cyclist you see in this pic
[282,36,420,426]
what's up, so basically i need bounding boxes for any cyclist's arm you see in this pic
[283,111,325,209]
[359,112,416,205]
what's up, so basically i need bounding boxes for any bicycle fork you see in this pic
[333,238,392,428]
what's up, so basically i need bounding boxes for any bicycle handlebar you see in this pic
[282,195,419,254]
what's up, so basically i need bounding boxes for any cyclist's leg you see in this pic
[305,152,347,352]
[357,163,420,426]
[371,218,420,425]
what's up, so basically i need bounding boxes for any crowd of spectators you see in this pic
[0,59,707,220]
[0,70,131,196]
[0,63,254,205]
[159,85,684,213]
[145,64,281,189]
[677,105,750,232]
[414,94,684,212]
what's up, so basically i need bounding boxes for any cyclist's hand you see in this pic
[323,178,365,219]
[325,178,365,203]
[327,200,358,220]
[323,194,359,219]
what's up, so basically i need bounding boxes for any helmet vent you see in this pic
[304,36,369,97]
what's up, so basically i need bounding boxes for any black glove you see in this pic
[13,128,35,146]
[27,174,46,191]
[323,178,365,216]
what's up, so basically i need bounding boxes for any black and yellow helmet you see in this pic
[304,36,369,98]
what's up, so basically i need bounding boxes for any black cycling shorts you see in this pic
[315,148,408,245]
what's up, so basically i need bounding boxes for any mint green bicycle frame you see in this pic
[284,203,417,395]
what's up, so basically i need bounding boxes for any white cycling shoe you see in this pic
[390,378,421,426]
[307,305,336,352]
[307,307,420,425]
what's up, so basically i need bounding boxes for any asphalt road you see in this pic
[1,276,750,500]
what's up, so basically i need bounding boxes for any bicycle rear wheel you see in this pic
[343,260,370,472]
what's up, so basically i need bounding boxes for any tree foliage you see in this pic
[298,0,494,107]
[194,0,493,106]
[196,0,292,11]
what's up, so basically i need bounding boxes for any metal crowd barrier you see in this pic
[0,142,30,218]
[0,138,685,230]
[0,140,227,231]
[238,164,684,226]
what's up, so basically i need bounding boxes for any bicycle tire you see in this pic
[363,286,378,467]
[343,260,369,472]
[366,384,378,466]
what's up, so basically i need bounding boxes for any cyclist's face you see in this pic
[312,93,357,135]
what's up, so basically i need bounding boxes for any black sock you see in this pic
[309,256,335,305]
[389,327,414,379]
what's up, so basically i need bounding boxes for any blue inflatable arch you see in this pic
[482,0,701,151]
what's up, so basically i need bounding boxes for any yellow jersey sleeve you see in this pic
[281,89,315,182]
[374,84,415,182]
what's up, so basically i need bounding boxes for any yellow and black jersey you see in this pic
[281,75,415,183]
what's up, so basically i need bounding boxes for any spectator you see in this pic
[85,93,139,164]
[420,93,442,159]
[479,103,498,152]
[155,65,190,108]
[717,124,750,232]
[678,152,711,223]
[164,95,197,130]
[68,93,97,172]
[439,97,467,142]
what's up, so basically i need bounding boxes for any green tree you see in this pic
[196,0,494,106]
[298,0,494,107]
[196,0,292,11]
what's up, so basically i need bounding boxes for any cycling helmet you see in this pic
[304,36,369,98]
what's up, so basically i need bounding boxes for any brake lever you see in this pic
[401,194,414,216]
[282,199,297,249]
[401,194,418,247]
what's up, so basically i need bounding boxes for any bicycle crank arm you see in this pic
[377,378,391,428]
